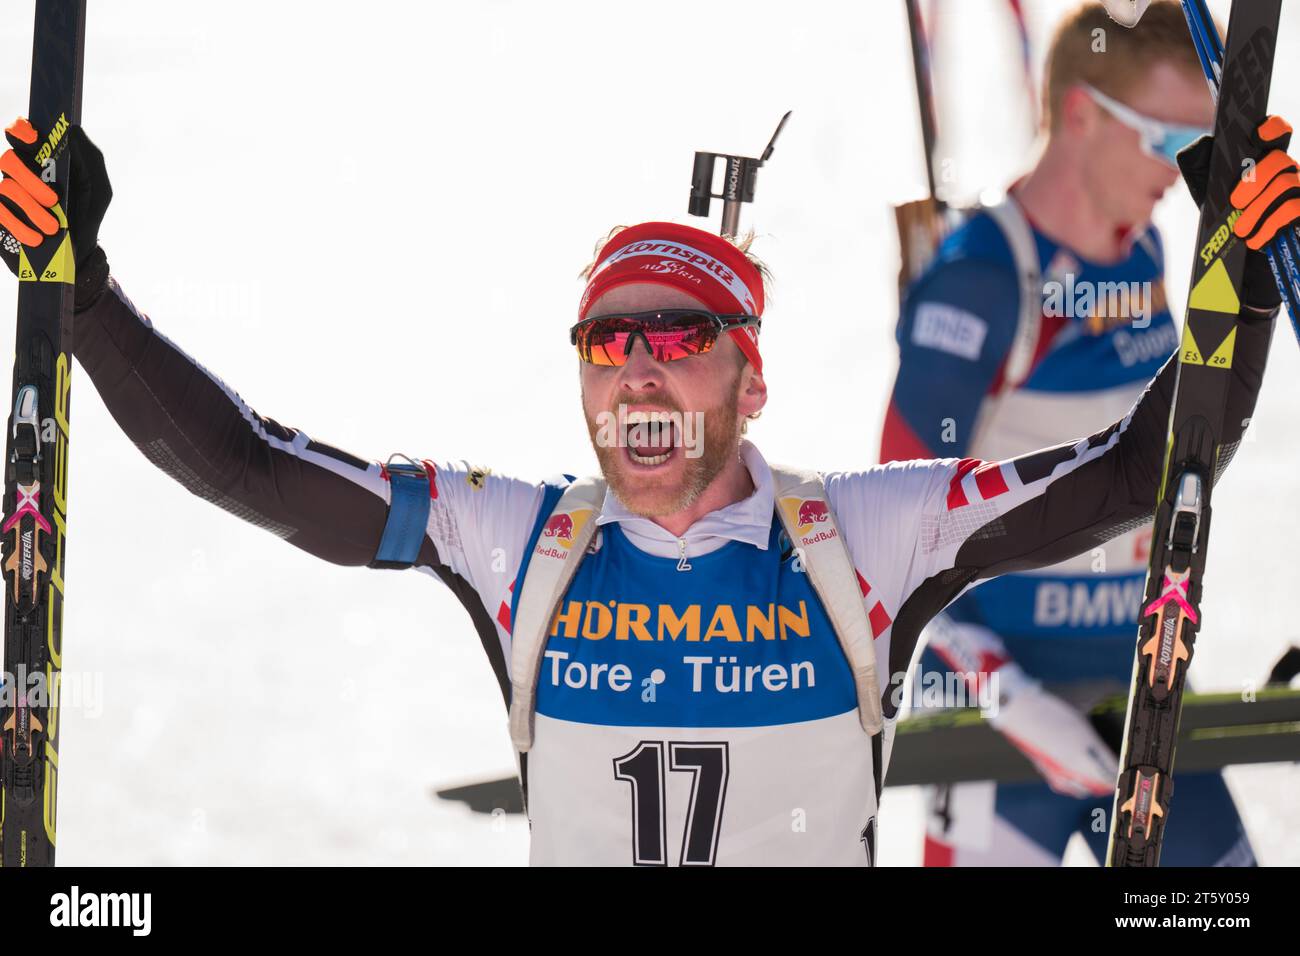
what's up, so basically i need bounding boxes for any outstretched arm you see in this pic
[71,277,548,704]
[2,122,546,601]
[74,277,396,566]
[907,304,1268,617]
[829,300,1274,724]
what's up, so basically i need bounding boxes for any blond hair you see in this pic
[1043,0,1208,130]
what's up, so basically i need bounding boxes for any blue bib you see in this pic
[534,519,859,728]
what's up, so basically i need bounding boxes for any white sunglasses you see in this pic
[1083,84,1210,168]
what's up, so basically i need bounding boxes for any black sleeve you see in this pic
[961,308,1273,580]
[881,306,1275,705]
[72,276,395,567]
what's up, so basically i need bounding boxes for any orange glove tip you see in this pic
[5,117,37,145]
[0,217,41,247]
[1259,115,1293,142]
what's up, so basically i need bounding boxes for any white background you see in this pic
[0,0,1296,865]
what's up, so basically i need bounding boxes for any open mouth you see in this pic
[624,410,680,467]
[627,445,677,466]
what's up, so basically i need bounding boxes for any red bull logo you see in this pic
[542,514,574,539]
[534,508,594,560]
[797,500,829,526]
[779,496,839,548]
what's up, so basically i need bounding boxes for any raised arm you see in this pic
[894,115,1300,629]
[73,275,396,566]
[827,297,1274,728]
[1,121,558,707]
[0,119,410,566]
[1,122,546,588]
[909,304,1268,618]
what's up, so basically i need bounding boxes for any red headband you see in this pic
[578,221,764,373]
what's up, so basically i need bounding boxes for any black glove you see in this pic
[1175,133,1214,209]
[1177,117,1299,313]
[0,119,112,310]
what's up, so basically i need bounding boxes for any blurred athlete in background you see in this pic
[882,2,1256,866]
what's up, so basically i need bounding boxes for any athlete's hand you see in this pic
[1177,115,1300,311]
[988,679,1118,798]
[0,116,112,309]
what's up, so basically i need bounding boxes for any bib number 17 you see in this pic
[613,741,729,867]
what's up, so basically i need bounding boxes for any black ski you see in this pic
[435,685,1300,812]
[889,689,1300,787]
[0,0,87,868]
[1106,0,1282,867]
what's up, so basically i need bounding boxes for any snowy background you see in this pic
[0,0,1296,865]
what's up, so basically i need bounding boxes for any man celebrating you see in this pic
[1,98,1295,863]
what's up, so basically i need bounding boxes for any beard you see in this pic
[584,376,744,518]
